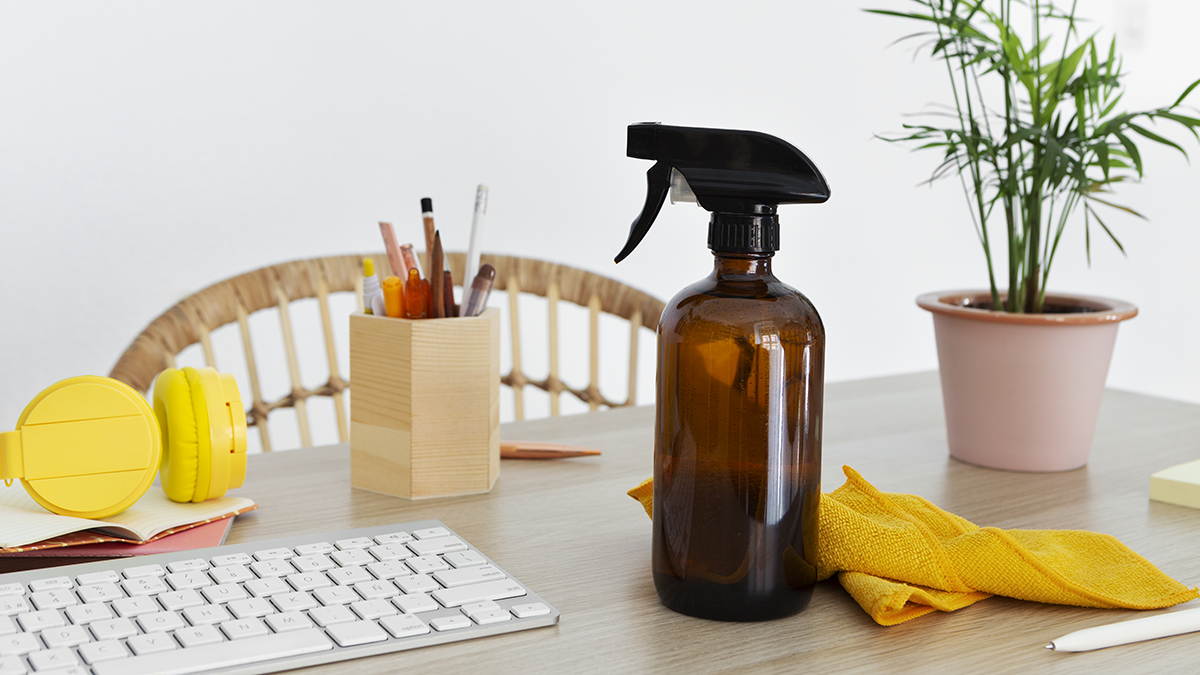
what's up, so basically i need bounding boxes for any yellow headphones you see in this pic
[0,367,248,519]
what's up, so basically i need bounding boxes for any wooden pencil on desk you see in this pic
[499,441,602,460]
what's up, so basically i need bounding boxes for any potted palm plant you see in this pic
[872,0,1200,471]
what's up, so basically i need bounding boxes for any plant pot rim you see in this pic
[916,290,1137,326]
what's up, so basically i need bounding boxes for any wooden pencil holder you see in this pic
[349,308,500,500]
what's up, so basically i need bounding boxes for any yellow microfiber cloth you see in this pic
[627,466,1198,626]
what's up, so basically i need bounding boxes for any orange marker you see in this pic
[382,275,405,318]
[405,269,427,319]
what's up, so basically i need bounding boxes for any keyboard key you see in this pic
[29,589,77,610]
[373,532,412,546]
[264,611,312,633]
[167,559,210,574]
[380,614,430,638]
[75,571,120,587]
[394,574,439,595]
[79,639,127,664]
[77,583,122,604]
[293,542,335,556]
[40,624,90,648]
[220,618,268,641]
[327,566,374,586]
[126,632,176,655]
[0,585,23,598]
[334,537,373,551]
[411,527,450,540]
[0,617,11,636]
[308,605,355,627]
[444,550,488,568]
[243,577,290,598]
[208,565,254,586]
[226,598,274,619]
[408,536,467,556]
[326,620,388,647]
[353,580,397,601]
[137,611,185,633]
[181,600,230,624]
[368,544,413,562]
[88,618,137,641]
[432,579,526,608]
[0,655,22,675]
[286,573,331,592]
[290,555,334,573]
[66,603,112,625]
[430,615,472,631]
[111,597,157,618]
[460,600,502,617]
[313,587,357,606]
[270,592,316,613]
[393,593,439,614]
[434,564,506,588]
[406,555,450,575]
[470,609,512,625]
[166,571,212,591]
[174,624,223,648]
[89,628,332,675]
[209,553,252,567]
[28,577,72,592]
[350,599,397,620]
[510,602,551,618]
[249,560,290,579]
[252,548,293,562]
[182,604,231,626]
[0,599,27,617]
[366,560,410,580]
[28,647,77,671]
[0,633,39,657]
[157,590,204,612]
[201,584,248,605]
[18,608,64,631]
[122,565,165,579]
[331,548,373,567]
[121,577,167,597]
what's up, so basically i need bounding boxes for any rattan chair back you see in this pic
[109,253,664,452]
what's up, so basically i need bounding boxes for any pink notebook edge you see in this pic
[0,505,258,556]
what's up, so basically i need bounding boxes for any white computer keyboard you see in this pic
[0,520,559,675]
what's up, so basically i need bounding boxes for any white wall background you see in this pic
[1,0,1197,451]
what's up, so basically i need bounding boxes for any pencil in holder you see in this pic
[349,308,500,499]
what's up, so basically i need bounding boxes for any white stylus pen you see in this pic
[1047,606,1200,652]
[465,184,488,281]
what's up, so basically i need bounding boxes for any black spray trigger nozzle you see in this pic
[614,160,671,264]
[614,123,830,263]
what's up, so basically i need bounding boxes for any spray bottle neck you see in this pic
[712,251,774,280]
[707,207,779,256]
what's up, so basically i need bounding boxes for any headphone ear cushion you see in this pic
[153,368,202,503]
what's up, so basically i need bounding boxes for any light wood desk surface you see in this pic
[225,371,1200,674]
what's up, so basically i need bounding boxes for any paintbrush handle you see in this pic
[500,441,602,459]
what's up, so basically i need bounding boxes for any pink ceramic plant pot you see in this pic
[917,291,1138,472]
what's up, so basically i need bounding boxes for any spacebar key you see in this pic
[93,628,333,675]
[432,579,527,607]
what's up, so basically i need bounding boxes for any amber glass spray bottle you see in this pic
[615,123,831,621]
